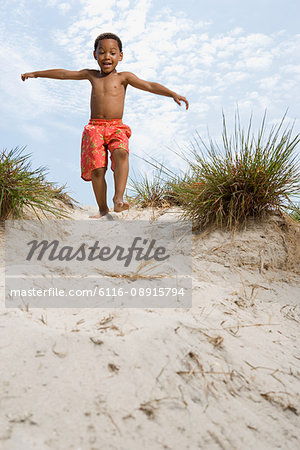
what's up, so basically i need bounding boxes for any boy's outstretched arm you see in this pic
[21,69,91,81]
[124,72,189,109]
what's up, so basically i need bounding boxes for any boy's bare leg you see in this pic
[112,148,129,212]
[90,167,110,218]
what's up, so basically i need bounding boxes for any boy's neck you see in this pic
[99,68,117,77]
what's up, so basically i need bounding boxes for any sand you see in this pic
[0,206,300,450]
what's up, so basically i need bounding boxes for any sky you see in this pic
[1,0,300,207]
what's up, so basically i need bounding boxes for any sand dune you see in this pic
[0,206,299,449]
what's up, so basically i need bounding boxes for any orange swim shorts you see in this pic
[81,119,131,181]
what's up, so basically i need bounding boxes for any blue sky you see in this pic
[1,0,299,207]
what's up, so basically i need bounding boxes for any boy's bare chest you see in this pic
[92,75,125,96]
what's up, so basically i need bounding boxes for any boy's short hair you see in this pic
[94,33,123,52]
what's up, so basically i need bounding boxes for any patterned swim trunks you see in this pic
[81,119,131,181]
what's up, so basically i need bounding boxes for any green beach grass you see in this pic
[0,146,75,220]
[129,111,300,229]
[128,166,172,208]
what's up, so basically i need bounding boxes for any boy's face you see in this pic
[94,39,123,75]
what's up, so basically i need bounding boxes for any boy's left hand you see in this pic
[173,94,189,110]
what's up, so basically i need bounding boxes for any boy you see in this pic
[21,32,189,217]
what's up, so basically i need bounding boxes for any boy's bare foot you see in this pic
[113,200,129,212]
[89,208,110,218]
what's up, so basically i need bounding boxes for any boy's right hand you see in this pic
[21,73,35,81]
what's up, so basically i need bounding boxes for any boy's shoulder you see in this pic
[118,71,136,77]
[85,68,100,77]
[118,71,138,83]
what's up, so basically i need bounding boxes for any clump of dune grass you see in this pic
[169,111,300,229]
[0,146,76,220]
[128,166,173,208]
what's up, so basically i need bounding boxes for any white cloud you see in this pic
[282,64,300,75]
[58,3,72,13]
[259,75,281,90]
[236,54,273,71]
[116,0,130,9]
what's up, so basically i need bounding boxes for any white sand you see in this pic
[0,206,300,450]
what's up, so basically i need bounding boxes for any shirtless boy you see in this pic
[21,32,189,217]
